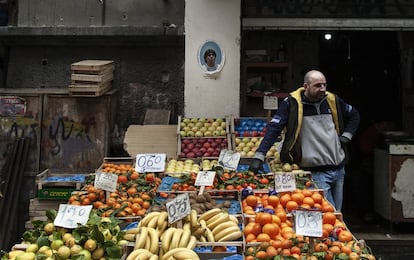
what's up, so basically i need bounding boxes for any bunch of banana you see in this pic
[138,211,169,234]
[197,208,243,242]
[126,248,158,260]
[160,225,197,252]
[134,227,160,255]
[160,247,200,260]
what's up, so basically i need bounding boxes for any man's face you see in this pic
[304,73,327,101]
[205,52,216,67]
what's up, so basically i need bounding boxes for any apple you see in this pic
[195,131,203,137]
[182,139,191,144]
[216,118,224,123]
[187,143,195,150]
[204,152,211,157]
[243,146,251,153]
[180,131,187,137]
[203,142,211,149]
[208,126,216,131]
[204,131,212,137]
[186,131,195,137]
[211,142,218,148]
[182,118,191,124]
[192,126,199,132]
[212,130,220,136]
[212,151,220,157]
[247,151,255,157]
[195,122,203,128]
[186,152,195,158]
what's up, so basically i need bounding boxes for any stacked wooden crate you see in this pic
[69,60,114,96]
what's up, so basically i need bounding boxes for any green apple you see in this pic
[78,249,92,260]
[51,239,64,251]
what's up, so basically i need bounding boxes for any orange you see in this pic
[290,246,301,255]
[262,223,279,238]
[255,250,267,259]
[256,233,271,242]
[323,212,337,225]
[302,189,313,197]
[341,245,352,254]
[245,195,258,207]
[267,195,280,208]
[279,193,291,207]
[130,172,139,180]
[245,233,256,243]
[256,212,273,226]
[285,200,299,212]
[321,201,335,212]
[314,242,328,252]
[245,256,255,260]
[291,192,305,204]
[244,222,262,236]
[302,197,315,208]
[338,230,353,242]
[266,246,278,257]
[276,210,287,222]
[328,245,341,255]
[323,223,334,234]
[271,239,283,249]
[271,215,282,226]
[281,238,293,249]
[311,192,323,204]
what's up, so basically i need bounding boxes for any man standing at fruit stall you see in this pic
[249,69,360,212]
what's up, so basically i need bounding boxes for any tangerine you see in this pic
[256,233,271,242]
[256,212,273,226]
[285,200,299,212]
[291,192,305,204]
[323,212,337,225]
[338,230,353,242]
[245,195,258,207]
[262,223,280,238]
[267,195,280,208]
[279,193,291,207]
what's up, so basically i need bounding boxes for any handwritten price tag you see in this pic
[218,150,241,171]
[94,171,118,192]
[274,172,296,192]
[293,210,323,237]
[54,204,92,229]
[135,153,166,173]
[166,193,190,224]
[195,171,215,186]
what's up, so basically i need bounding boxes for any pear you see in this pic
[282,163,292,172]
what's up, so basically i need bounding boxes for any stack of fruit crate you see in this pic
[69,60,114,96]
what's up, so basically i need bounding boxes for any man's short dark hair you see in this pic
[204,49,216,62]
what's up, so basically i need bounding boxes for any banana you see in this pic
[126,249,153,260]
[215,225,241,241]
[136,251,154,260]
[161,227,176,252]
[192,219,207,238]
[149,255,159,260]
[135,227,148,249]
[190,209,199,229]
[199,235,207,242]
[205,212,225,227]
[182,222,191,232]
[147,215,159,229]
[161,247,199,260]
[229,214,239,224]
[178,228,191,248]
[212,221,238,236]
[140,212,161,227]
[205,227,215,242]
[217,230,243,242]
[186,235,197,250]
[157,220,168,235]
[144,235,151,251]
[198,208,222,222]
[125,227,141,234]
[206,212,230,230]
[147,227,160,255]
[123,233,136,241]
[157,211,168,229]
[169,228,183,250]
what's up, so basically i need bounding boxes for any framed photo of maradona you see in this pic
[198,40,225,75]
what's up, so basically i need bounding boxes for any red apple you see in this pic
[187,143,195,150]
[212,151,220,157]
[203,152,211,157]
[186,152,195,158]
[203,142,211,149]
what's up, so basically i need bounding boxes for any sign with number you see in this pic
[166,193,190,224]
[263,96,278,110]
[218,150,241,171]
[135,153,166,173]
[94,171,118,192]
[293,210,323,237]
[274,172,296,192]
[195,171,215,186]
[54,204,92,229]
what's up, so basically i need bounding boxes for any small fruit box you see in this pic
[36,169,91,200]
[96,157,135,172]
[177,116,232,159]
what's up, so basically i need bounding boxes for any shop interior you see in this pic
[241,29,412,231]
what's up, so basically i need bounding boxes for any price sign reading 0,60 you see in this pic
[54,204,92,229]
[294,210,323,237]
[135,153,166,173]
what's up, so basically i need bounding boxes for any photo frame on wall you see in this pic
[198,40,225,76]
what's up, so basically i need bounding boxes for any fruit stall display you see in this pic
[1,118,377,260]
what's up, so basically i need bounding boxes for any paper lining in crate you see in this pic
[36,169,90,199]
[69,60,114,97]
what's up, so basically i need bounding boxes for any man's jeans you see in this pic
[311,167,345,212]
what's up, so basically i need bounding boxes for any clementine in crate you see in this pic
[266,246,278,257]
[285,200,299,212]
[302,196,315,208]
[321,201,335,212]
[338,230,353,242]
[262,223,280,238]
[291,191,304,204]
[267,195,280,208]
[244,222,262,236]
[255,250,268,259]
[245,195,258,207]
[323,212,337,225]
[256,212,273,226]
[256,233,271,242]
[279,193,291,207]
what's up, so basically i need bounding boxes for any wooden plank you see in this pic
[72,65,114,75]
[69,82,112,97]
[143,109,171,125]
[71,72,113,83]
[124,125,178,159]
[71,60,114,72]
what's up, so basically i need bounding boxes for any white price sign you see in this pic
[195,171,216,186]
[263,96,278,110]
[218,150,241,171]
[94,171,118,192]
[54,204,92,229]
[166,193,190,224]
[135,153,166,173]
[293,210,323,237]
[274,172,296,192]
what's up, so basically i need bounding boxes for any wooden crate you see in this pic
[26,198,63,229]
[69,60,114,97]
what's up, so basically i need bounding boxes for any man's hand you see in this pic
[249,158,264,174]
[339,136,350,149]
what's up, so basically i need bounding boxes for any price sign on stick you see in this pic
[166,193,190,224]
[54,204,92,229]
[135,153,166,173]
[94,171,118,192]
[274,172,296,192]
[293,210,323,237]
[263,95,278,110]
[218,149,241,171]
[195,171,215,186]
